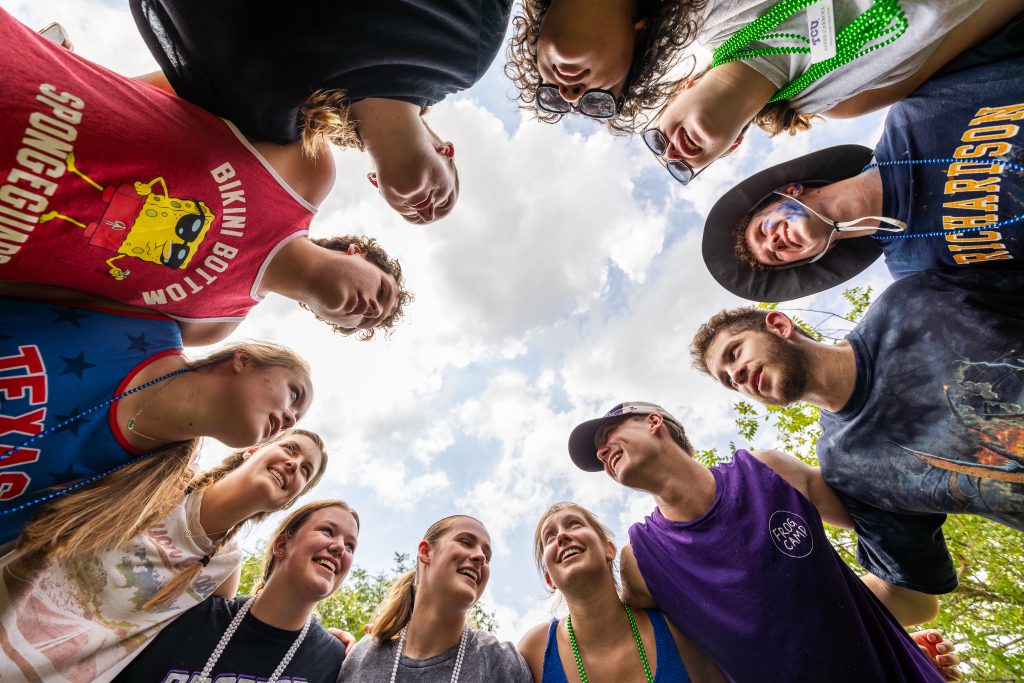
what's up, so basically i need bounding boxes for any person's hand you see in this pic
[328,627,357,655]
[911,629,962,681]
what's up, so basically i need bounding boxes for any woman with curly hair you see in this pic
[0,428,329,681]
[506,0,706,136]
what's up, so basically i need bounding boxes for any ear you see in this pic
[633,17,648,32]
[417,540,432,566]
[232,348,251,373]
[604,540,617,564]
[345,243,368,257]
[241,445,259,460]
[764,311,796,340]
[543,571,555,590]
[778,183,805,197]
[726,133,745,154]
[272,533,288,559]
[647,412,663,431]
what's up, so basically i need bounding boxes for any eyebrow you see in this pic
[715,343,734,387]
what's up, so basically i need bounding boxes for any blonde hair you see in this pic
[300,89,362,159]
[143,428,328,610]
[253,498,360,594]
[370,515,485,643]
[14,342,311,563]
[533,502,617,592]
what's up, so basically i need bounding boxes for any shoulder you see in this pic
[517,621,552,671]
[471,629,532,680]
[302,622,346,666]
[340,635,390,674]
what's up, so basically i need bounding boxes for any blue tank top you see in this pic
[541,608,690,683]
[0,297,182,544]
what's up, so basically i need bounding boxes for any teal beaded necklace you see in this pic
[712,0,908,103]
[566,603,653,683]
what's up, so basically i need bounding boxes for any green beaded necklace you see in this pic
[566,603,653,683]
[711,0,908,103]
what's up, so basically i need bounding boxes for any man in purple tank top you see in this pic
[568,402,959,682]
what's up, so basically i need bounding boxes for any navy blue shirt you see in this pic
[113,596,344,683]
[873,22,1023,280]
[130,0,513,143]
[0,297,182,545]
[817,269,1024,594]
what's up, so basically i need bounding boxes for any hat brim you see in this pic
[702,144,882,302]
[568,415,620,472]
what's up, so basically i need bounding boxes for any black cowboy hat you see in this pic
[702,144,880,302]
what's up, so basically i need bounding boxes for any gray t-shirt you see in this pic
[339,628,533,682]
[698,0,983,112]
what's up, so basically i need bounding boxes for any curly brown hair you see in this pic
[302,235,414,340]
[505,0,708,135]
[733,201,769,271]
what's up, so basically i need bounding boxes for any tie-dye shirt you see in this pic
[0,490,241,682]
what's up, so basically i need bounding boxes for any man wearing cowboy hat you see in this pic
[701,16,1023,303]
[567,402,960,682]
[691,267,1024,609]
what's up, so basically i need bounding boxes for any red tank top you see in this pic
[0,9,316,322]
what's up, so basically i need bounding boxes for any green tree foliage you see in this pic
[714,288,1024,680]
[235,547,498,640]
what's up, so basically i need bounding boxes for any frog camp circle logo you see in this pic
[769,510,814,558]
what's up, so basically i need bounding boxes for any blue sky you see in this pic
[8,0,891,641]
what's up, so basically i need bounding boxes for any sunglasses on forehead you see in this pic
[536,83,621,119]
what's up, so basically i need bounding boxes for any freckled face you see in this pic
[745,195,832,266]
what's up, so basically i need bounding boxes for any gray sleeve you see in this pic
[338,636,387,682]
[474,631,534,682]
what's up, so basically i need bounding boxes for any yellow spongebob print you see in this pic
[40,153,215,280]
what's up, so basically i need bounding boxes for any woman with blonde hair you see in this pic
[519,502,725,683]
[340,515,532,682]
[0,296,313,550]
[0,428,328,681]
[113,498,359,682]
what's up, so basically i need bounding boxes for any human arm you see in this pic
[211,564,241,599]
[662,618,729,683]
[516,622,548,683]
[176,320,239,346]
[751,450,853,529]
[134,70,176,95]
[861,573,939,627]
[825,0,1024,118]
[911,630,963,682]
[619,544,656,609]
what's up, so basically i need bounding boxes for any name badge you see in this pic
[806,0,837,62]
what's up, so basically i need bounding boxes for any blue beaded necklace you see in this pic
[0,366,193,518]
[861,157,1023,241]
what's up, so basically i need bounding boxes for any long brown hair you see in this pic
[143,429,328,610]
[370,515,485,642]
[253,498,360,594]
[14,341,312,563]
[300,89,362,158]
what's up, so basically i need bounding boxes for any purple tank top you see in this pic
[628,450,942,682]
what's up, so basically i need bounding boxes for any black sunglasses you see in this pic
[641,128,708,186]
[536,83,620,119]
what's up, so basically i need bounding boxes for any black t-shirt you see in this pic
[129,0,513,143]
[873,15,1024,280]
[817,269,1024,595]
[113,596,344,683]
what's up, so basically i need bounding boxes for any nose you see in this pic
[559,83,584,104]
[728,364,747,389]
[283,409,297,429]
[282,457,297,472]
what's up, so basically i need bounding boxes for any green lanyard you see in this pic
[711,0,908,103]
